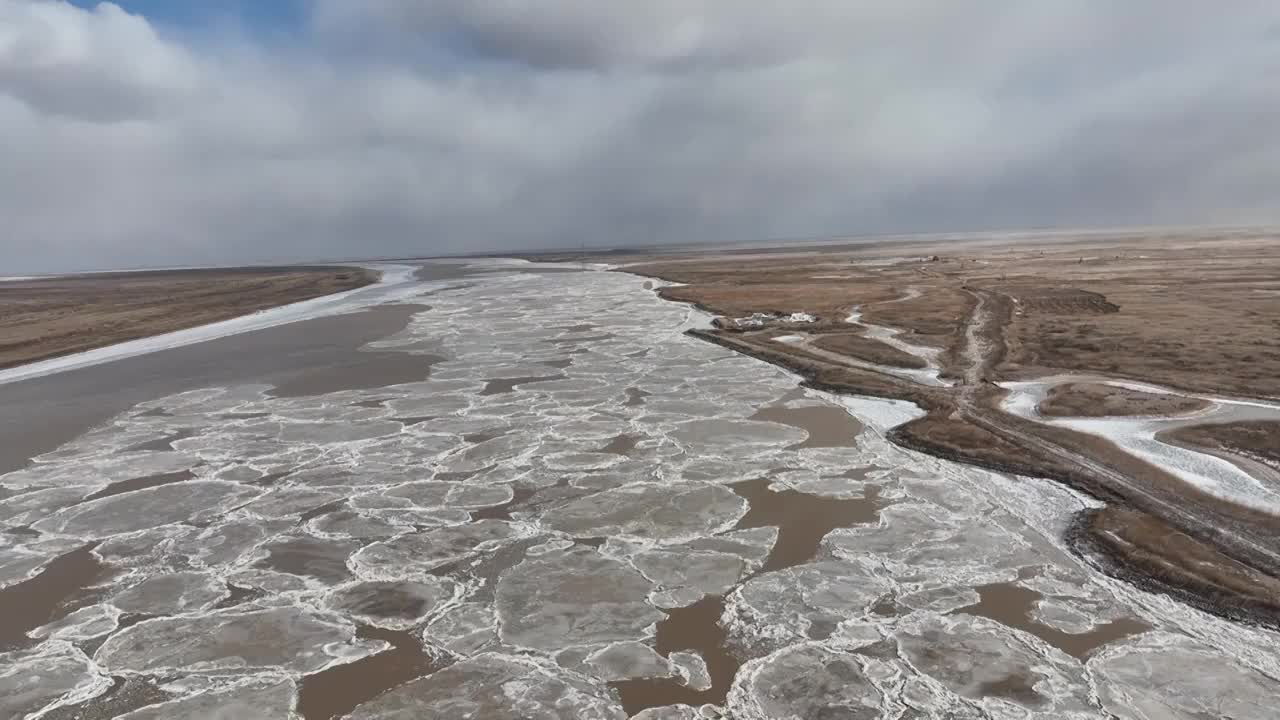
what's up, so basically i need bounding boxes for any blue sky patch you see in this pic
[67,0,307,35]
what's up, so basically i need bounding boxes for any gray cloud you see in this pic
[1,0,1278,272]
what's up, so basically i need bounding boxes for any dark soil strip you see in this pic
[1067,507,1280,631]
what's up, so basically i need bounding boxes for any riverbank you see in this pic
[0,266,379,370]
[621,231,1280,630]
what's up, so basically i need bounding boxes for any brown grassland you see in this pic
[1162,421,1280,469]
[1037,382,1212,418]
[810,333,929,369]
[0,267,377,370]
[613,228,1280,628]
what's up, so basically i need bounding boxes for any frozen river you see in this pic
[1,262,1278,719]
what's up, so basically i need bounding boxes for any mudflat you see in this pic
[0,266,377,369]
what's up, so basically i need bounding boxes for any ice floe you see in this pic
[94,607,372,675]
[496,546,662,651]
[345,653,624,720]
[3,263,1279,718]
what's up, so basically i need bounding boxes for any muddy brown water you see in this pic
[0,301,435,475]
[731,478,882,574]
[954,582,1151,659]
[479,375,563,396]
[611,595,738,713]
[751,404,864,449]
[298,625,448,720]
[82,470,196,502]
[120,429,197,453]
[0,544,106,650]
[268,347,440,398]
[614,476,886,712]
[841,466,879,481]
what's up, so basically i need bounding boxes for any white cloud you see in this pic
[1,0,1279,272]
[0,0,197,120]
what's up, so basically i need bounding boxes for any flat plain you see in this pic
[623,228,1280,628]
[3,247,1280,718]
[0,267,377,370]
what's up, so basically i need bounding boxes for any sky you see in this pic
[3,1,1279,272]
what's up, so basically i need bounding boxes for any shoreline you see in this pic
[619,239,1280,631]
[680,300,1280,631]
[0,264,414,386]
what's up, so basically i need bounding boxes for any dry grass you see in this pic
[859,287,974,350]
[1038,383,1211,418]
[0,267,376,369]
[686,329,944,411]
[892,414,1038,469]
[626,231,1280,398]
[986,240,1280,398]
[811,333,927,369]
[631,255,904,321]
[1085,506,1280,621]
[620,229,1280,627]
[1162,422,1280,468]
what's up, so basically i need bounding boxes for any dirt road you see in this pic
[951,287,1280,594]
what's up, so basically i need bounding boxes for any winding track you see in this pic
[694,280,1280,579]
[953,288,1280,575]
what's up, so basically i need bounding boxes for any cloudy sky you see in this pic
[2,1,1278,272]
